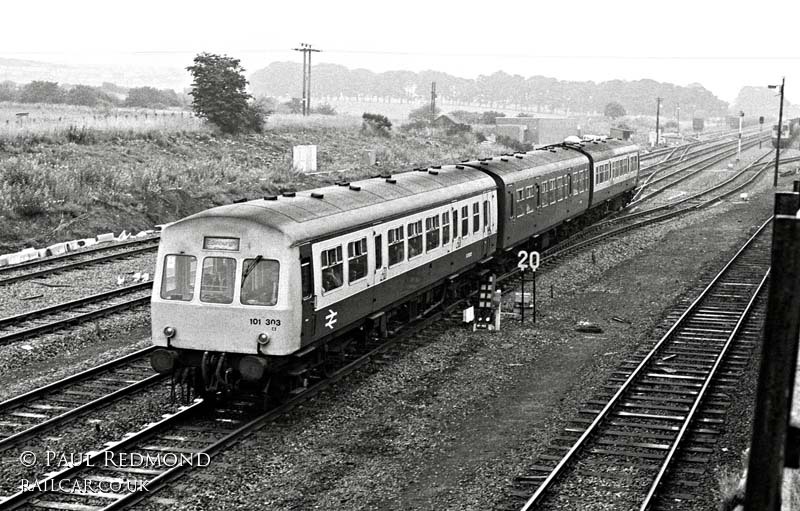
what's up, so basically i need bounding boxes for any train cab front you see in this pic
[149,217,302,398]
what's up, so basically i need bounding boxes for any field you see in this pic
[0,103,505,253]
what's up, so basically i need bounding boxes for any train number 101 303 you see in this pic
[249,318,281,326]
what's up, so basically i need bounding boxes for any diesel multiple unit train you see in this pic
[149,138,640,399]
[772,117,800,148]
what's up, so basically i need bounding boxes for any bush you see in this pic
[475,131,487,143]
[312,103,336,115]
[496,135,532,152]
[361,113,392,137]
[446,123,471,136]
[481,110,506,124]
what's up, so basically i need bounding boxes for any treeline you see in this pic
[0,81,185,109]
[250,62,728,117]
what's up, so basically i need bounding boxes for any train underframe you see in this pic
[158,190,633,407]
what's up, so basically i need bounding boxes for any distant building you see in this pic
[609,127,634,140]
[433,114,459,129]
[495,116,577,145]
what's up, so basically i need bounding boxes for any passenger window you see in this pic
[425,215,440,251]
[388,226,405,266]
[549,179,556,204]
[374,235,382,270]
[472,202,480,233]
[347,238,368,283]
[453,209,459,238]
[321,246,344,293]
[536,184,541,207]
[442,211,450,245]
[160,254,197,301]
[200,257,236,304]
[240,258,280,306]
[461,206,469,237]
[556,176,562,201]
[408,220,423,259]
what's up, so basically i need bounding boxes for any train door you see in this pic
[452,204,461,250]
[299,243,315,340]
[373,229,386,283]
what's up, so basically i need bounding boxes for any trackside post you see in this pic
[744,190,800,510]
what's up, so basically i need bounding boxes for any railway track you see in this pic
[502,217,772,511]
[0,347,164,452]
[635,134,766,200]
[0,238,159,288]
[0,282,152,346]
[0,289,465,510]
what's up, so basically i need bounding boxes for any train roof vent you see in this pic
[386,178,397,184]
[432,165,442,169]
[515,154,524,159]
[233,198,248,204]
[311,192,324,199]
[455,165,464,169]
[429,169,439,175]
[500,157,509,162]
[461,159,470,162]
[349,184,362,191]
[380,174,392,179]
[417,167,428,172]
[336,181,349,186]
[480,161,488,165]
[264,195,278,201]
[282,191,296,197]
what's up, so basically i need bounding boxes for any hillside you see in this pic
[249,62,729,117]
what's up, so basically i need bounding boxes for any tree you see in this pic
[186,53,264,134]
[604,101,626,119]
[408,103,440,123]
[361,113,392,137]
[19,81,64,104]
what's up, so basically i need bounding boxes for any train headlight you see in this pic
[257,333,270,345]
[239,356,268,382]
[163,326,176,339]
[150,349,177,374]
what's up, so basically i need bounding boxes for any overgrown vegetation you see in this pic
[0,118,504,251]
[495,134,532,152]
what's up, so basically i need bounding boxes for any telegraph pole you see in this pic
[431,82,437,120]
[737,111,744,161]
[655,97,662,146]
[769,78,785,187]
[292,43,321,116]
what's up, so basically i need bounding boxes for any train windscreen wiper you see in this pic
[241,255,263,285]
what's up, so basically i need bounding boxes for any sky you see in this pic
[1,0,799,104]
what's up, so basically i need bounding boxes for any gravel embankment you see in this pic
[0,251,156,318]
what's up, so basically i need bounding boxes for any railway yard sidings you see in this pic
[0,137,798,510]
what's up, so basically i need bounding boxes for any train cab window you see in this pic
[347,238,368,283]
[200,257,236,304]
[442,211,451,245]
[472,202,480,233]
[516,190,525,217]
[321,246,344,293]
[388,226,405,266]
[408,220,423,259]
[374,235,383,270]
[461,206,469,237]
[452,209,459,238]
[240,258,280,306]
[160,254,197,301]
[425,215,440,251]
